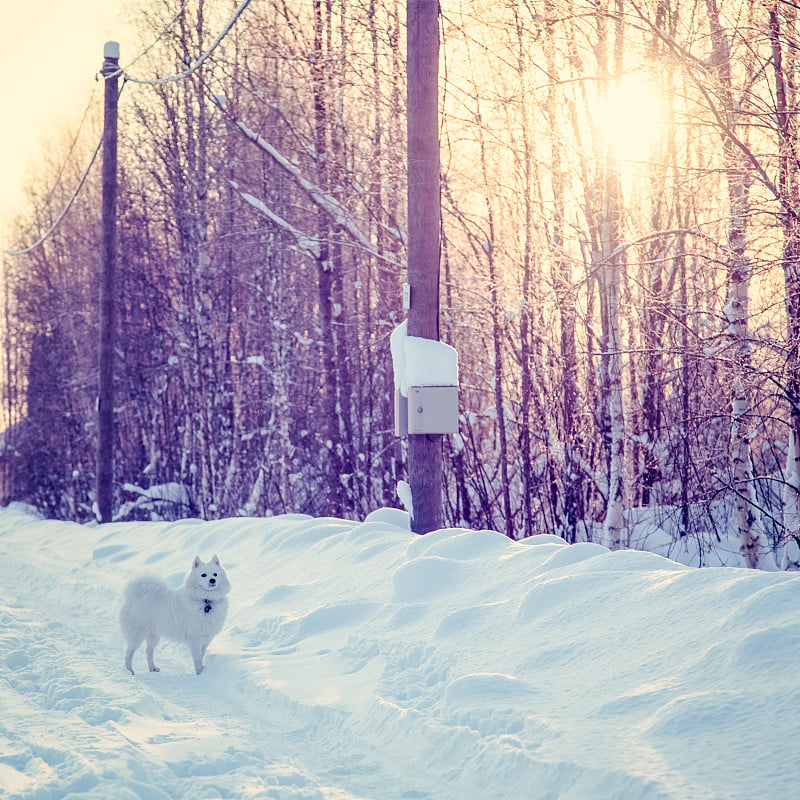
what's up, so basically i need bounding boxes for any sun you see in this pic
[596,70,667,164]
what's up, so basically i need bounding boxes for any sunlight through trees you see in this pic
[2,0,800,568]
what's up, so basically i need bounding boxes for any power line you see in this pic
[3,0,253,257]
[41,83,100,215]
[2,82,100,256]
[122,0,194,74]
[2,133,103,257]
[119,0,254,86]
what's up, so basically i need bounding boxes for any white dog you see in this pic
[120,555,230,675]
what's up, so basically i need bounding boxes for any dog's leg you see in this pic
[124,635,143,675]
[145,635,161,672]
[189,642,205,675]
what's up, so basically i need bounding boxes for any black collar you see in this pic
[203,599,213,613]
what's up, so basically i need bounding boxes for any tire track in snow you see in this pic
[0,555,368,800]
[0,532,433,799]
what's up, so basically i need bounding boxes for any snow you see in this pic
[1,502,798,799]
[389,321,408,393]
[404,337,458,389]
[117,482,193,521]
[390,321,459,397]
[395,479,414,519]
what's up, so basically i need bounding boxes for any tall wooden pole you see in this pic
[407,0,443,533]
[97,42,119,523]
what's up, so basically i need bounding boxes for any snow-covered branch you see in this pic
[214,101,403,268]
[229,181,321,260]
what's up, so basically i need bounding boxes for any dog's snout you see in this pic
[209,577,216,585]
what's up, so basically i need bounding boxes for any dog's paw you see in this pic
[149,666,160,672]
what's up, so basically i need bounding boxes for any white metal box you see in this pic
[407,385,459,434]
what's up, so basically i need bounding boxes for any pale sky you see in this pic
[0,1,137,235]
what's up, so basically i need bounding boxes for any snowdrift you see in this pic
[0,504,798,799]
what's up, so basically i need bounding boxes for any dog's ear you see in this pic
[193,555,202,569]
[211,554,220,566]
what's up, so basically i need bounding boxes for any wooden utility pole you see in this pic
[407,0,443,533]
[97,41,120,523]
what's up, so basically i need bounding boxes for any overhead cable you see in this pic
[119,0,254,86]
[3,0,253,256]
[2,83,100,256]
[122,0,193,74]
[2,134,103,257]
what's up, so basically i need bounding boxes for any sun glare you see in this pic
[596,71,666,164]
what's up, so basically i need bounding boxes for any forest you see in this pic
[2,0,800,570]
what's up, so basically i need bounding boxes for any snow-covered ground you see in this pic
[1,503,798,800]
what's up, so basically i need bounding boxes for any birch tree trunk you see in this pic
[769,2,800,569]
[513,7,537,541]
[311,0,347,515]
[367,0,404,511]
[599,169,626,550]
[596,1,627,550]
[544,0,586,541]
[706,0,762,566]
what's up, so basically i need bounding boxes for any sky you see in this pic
[0,1,136,231]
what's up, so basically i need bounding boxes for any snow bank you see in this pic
[1,505,798,799]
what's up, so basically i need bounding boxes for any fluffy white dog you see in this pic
[120,555,230,675]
